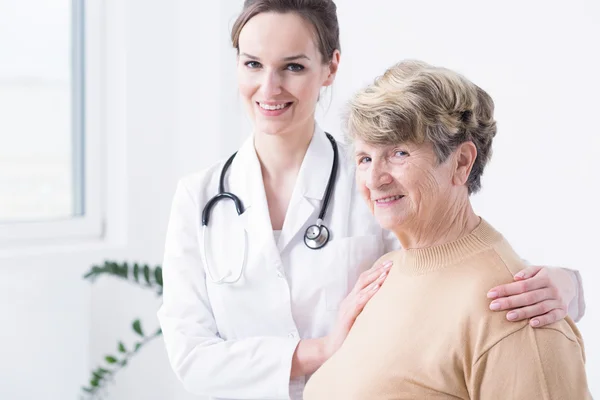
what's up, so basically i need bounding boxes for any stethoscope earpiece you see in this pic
[304,220,330,250]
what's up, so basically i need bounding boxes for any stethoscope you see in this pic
[201,132,339,284]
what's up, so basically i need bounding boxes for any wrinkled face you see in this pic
[354,139,456,232]
[236,12,337,137]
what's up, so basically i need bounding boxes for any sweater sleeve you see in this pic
[469,321,591,400]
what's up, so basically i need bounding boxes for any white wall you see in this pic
[1,0,597,399]
[0,0,188,399]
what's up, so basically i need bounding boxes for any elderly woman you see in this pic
[303,61,591,399]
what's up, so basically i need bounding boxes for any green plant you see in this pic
[80,261,163,399]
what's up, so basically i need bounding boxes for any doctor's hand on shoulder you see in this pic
[487,265,582,328]
[291,260,393,378]
[325,260,393,355]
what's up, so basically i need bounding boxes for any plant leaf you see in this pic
[90,379,99,387]
[83,266,98,279]
[82,387,93,393]
[83,265,102,280]
[134,342,142,352]
[133,263,140,282]
[121,262,129,278]
[154,266,163,287]
[154,327,162,336]
[143,265,151,285]
[120,359,128,367]
[109,262,118,274]
[132,319,144,337]
[118,341,127,353]
[105,355,118,364]
[92,372,103,381]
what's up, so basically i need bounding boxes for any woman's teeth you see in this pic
[376,195,404,203]
[259,102,290,110]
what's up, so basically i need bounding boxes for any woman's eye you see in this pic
[359,156,372,164]
[394,150,409,157]
[245,61,261,69]
[286,63,305,72]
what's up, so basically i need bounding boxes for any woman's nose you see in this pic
[367,162,392,189]
[260,70,283,98]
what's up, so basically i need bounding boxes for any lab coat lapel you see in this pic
[278,125,334,253]
[230,135,277,253]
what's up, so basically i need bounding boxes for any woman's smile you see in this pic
[373,194,405,208]
[256,101,294,116]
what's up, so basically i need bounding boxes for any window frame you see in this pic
[0,0,105,247]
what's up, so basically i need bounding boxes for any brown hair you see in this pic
[231,0,341,64]
[346,60,497,194]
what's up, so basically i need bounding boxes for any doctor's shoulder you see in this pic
[171,159,228,209]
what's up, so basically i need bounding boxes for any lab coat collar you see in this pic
[297,123,335,201]
[229,135,260,211]
[228,123,337,253]
[229,122,335,208]
[279,123,335,252]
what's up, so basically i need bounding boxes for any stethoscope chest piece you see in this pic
[304,219,330,249]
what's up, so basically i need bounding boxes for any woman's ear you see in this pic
[453,141,477,186]
[323,50,341,87]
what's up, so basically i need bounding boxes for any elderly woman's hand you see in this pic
[486,266,577,328]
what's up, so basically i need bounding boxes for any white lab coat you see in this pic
[158,124,397,400]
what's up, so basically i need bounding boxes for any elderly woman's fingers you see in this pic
[513,265,544,280]
[504,300,566,323]
[353,260,392,294]
[489,288,558,311]
[487,272,550,299]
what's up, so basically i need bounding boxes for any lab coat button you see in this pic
[277,270,284,278]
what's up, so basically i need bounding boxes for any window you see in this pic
[0,0,103,246]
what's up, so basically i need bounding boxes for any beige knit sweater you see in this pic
[304,219,591,399]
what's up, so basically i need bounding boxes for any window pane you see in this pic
[0,0,83,223]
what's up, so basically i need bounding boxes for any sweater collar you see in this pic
[396,218,504,274]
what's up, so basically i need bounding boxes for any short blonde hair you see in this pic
[345,60,497,194]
